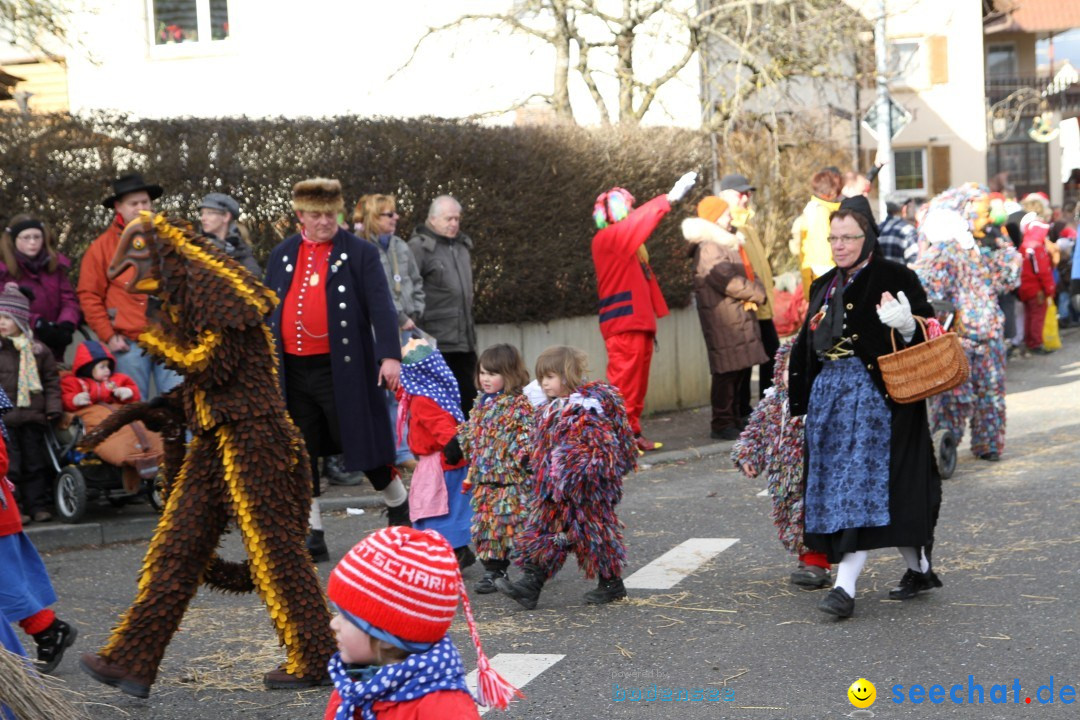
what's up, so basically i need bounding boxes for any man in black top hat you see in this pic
[76,173,181,400]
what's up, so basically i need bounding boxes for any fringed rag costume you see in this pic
[915,184,1021,458]
[731,342,809,555]
[398,343,473,549]
[81,213,333,693]
[459,391,534,562]
[515,381,636,580]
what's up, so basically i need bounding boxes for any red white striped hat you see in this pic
[328,526,523,709]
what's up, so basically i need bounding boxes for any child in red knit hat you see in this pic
[324,526,520,719]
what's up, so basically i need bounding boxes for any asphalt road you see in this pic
[18,329,1080,719]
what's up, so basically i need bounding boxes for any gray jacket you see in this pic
[408,225,475,352]
[204,227,262,277]
[368,233,424,327]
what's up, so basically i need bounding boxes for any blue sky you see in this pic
[1037,29,1080,70]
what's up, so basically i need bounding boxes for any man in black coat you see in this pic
[265,178,409,563]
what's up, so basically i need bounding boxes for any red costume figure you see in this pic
[591,172,696,451]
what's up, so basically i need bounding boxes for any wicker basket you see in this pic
[878,317,970,404]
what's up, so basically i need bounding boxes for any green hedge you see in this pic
[0,113,845,324]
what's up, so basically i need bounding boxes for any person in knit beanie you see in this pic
[0,283,61,523]
[324,526,520,719]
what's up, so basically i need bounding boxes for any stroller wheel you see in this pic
[933,429,958,479]
[54,466,88,523]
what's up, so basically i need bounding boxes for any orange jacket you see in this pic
[76,218,150,342]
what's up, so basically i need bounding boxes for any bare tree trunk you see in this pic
[616,27,636,124]
[551,2,573,121]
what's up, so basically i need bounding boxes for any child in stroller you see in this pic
[50,340,164,522]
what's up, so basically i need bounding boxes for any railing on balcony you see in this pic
[985,73,1080,115]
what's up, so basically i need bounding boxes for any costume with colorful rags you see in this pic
[515,381,636,583]
[398,342,472,550]
[459,390,534,566]
[915,184,1021,459]
[732,342,818,560]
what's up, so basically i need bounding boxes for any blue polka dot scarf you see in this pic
[0,385,12,441]
[400,350,464,423]
[328,636,473,720]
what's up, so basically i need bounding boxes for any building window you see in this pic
[893,148,927,192]
[152,0,229,45]
[986,43,1017,78]
[988,139,1049,198]
[889,40,925,87]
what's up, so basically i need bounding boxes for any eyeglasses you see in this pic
[379,211,399,218]
[827,234,865,246]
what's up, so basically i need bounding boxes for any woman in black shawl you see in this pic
[789,196,942,618]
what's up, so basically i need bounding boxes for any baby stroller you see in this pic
[45,410,164,523]
[929,299,959,479]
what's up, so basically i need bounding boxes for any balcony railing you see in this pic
[985,73,1080,115]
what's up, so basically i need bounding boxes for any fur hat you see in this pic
[292,177,345,214]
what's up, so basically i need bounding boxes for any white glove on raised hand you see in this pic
[73,391,91,407]
[876,290,917,341]
[113,386,134,401]
[666,171,698,203]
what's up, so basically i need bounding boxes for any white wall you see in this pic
[61,0,702,126]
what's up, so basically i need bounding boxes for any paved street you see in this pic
[19,329,1080,719]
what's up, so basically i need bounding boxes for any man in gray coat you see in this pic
[408,195,477,414]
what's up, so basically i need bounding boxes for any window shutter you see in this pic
[931,145,951,194]
[928,36,948,85]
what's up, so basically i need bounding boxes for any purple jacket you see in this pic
[0,253,81,328]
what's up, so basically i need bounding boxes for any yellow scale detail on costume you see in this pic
[217,425,304,675]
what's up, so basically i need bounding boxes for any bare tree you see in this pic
[398,0,868,127]
[1,0,72,60]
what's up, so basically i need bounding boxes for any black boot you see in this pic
[34,619,78,674]
[454,545,477,570]
[385,499,412,528]
[583,575,627,605]
[475,559,509,594]
[888,568,943,600]
[306,529,329,563]
[495,564,545,610]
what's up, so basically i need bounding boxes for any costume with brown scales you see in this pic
[78,212,333,698]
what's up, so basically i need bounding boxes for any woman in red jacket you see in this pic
[1018,213,1057,353]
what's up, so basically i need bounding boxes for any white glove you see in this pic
[877,290,917,341]
[666,171,698,203]
[523,379,548,408]
[73,391,91,407]
[113,386,134,401]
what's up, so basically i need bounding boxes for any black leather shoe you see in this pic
[474,569,506,594]
[710,427,741,441]
[888,569,943,600]
[305,529,329,563]
[978,452,1000,462]
[817,587,854,618]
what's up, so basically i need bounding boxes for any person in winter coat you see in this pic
[790,168,843,300]
[323,526,519,719]
[0,215,80,363]
[732,341,831,588]
[915,185,1021,461]
[356,193,423,472]
[396,338,473,568]
[60,340,140,411]
[0,283,61,523]
[789,196,942,619]
[1017,213,1057,353]
[682,197,768,441]
[590,172,697,453]
[408,196,477,415]
[264,178,407,564]
[198,193,262,277]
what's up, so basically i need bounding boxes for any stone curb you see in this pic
[25,445,731,553]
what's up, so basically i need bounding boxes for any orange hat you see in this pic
[696,196,729,223]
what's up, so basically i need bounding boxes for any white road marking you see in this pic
[757,488,770,497]
[468,653,564,715]
[624,538,740,589]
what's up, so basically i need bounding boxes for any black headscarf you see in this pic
[811,195,879,355]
